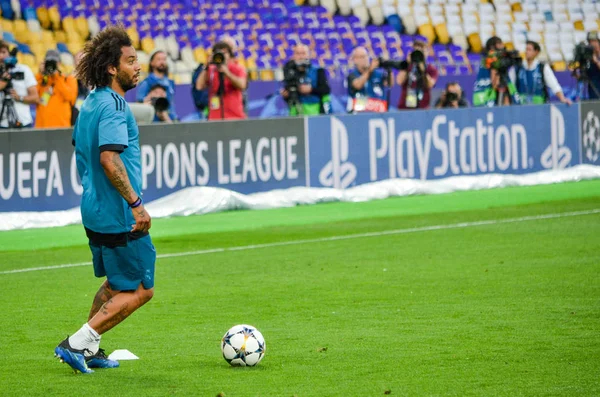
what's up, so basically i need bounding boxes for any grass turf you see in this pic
[0,181,599,396]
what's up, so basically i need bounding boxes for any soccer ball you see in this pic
[583,110,600,162]
[221,324,266,367]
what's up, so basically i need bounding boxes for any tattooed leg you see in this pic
[88,283,154,335]
[88,280,117,321]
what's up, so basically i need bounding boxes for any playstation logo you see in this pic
[541,105,572,169]
[319,117,357,189]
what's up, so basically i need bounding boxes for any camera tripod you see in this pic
[287,87,303,116]
[495,71,513,107]
[574,68,600,100]
[0,89,21,128]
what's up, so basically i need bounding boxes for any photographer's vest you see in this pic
[289,66,331,116]
[347,68,387,113]
[473,66,521,107]
[516,62,547,105]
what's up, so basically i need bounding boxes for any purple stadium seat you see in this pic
[355,36,369,47]
[458,65,470,74]
[437,52,453,65]
[322,58,335,67]
[269,48,280,60]
[319,16,333,29]
[445,65,458,75]
[373,46,385,57]
[467,53,481,66]
[348,15,362,29]
[389,47,401,59]
[400,34,413,46]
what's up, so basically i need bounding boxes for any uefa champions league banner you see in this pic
[306,104,581,188]
[0,118,306,212]
[0,103,588,213]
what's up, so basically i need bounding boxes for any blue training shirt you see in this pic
[73,86,142,234]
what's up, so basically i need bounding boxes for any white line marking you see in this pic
[1,208,599,275]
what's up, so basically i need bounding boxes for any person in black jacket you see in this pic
[280,44,331,115]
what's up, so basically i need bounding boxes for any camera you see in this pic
[410,49,425,64]
[283,60,310,103]
[0,49,24,89]
[377,57,404,70]
[44,59,58,75]
[211,51,226,66]
[571,42,594,69]
[379,49,426,71]
[491,49,522,73]
[446,92,459,102]
[151,97,170,113]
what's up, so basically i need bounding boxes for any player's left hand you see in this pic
[131,204,152,233]
[8,89,18,100]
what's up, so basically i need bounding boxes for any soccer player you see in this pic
[54,26,155,374]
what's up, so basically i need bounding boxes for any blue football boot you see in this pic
[54,338,94,374]
[86,348,120,369]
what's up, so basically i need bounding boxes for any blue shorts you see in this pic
[89,235,156,291]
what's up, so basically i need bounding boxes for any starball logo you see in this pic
[582,109,600,162]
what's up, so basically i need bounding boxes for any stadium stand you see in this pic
[2,0,600,82]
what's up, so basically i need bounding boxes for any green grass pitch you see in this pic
[1,180,599,396]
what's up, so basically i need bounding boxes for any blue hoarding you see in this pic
[307,104,580,188]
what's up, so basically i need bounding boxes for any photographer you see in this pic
[435,82,469,109]
[473,36,521,107]
[281,44,331,116]
[136,50,177,121]
[574,32,600,100]
[195,41,247,120]
[396,41,438,110]
[0,40,38,128]
[346,46,387,113]
[35,49,77,128]
[189,38,241,122]
[142,84,173,123]
[515,41,571,105]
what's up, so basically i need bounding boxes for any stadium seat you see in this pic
[141,36,155,54]
[60,52,74,66]
[48,6,60,30]
[0,0,596,84]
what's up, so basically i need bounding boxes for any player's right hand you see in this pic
[131,204,152,233]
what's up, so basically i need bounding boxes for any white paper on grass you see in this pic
[107,349,139,361]
[1,165,600,231]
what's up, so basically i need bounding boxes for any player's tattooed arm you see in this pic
[100,150,152,233]
[99,151,138,204]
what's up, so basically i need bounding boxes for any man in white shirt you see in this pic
[0,40,38,128]
[513,40,572,106]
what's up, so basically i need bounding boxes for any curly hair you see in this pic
[76,25,132,88]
